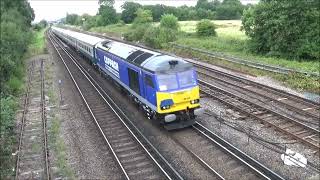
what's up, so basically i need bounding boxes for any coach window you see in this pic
[145,75,154,88]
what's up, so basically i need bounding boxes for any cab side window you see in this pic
[145,75,154,88]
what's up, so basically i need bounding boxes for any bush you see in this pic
[0,96,18,178]
[143,27,162,48]
[6,76,23,95]
[160,14,179,30]
[196,19,216,36]
[123,23,150,41]
[132,8,153,26]
[143,27,177,48]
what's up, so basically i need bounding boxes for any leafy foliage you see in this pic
[121,2,142,23]
[98,5,118,26]
[216,0,244,20]
[133,8,153,25]
[0,96,17,177]
[196,19,217,36]
[144,27,177,48]
[242,0,320,59]
[65,13,79,25]
[160,14,179,30]
[124,23,150,42]
[1,0,34,177]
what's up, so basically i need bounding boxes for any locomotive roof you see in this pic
[96,41,160,61]
[53,27,193,73]
[141,55,193,73]
[52,27,104,46]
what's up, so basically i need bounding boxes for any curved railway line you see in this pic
[171,123,284,180]
[199,79,320,151]
[193,63,320,123]
[48,29,286,180]
[70,29,319,122]
[15,60,51,179]
[48,31,183,180]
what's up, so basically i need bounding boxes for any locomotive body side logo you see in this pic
[104,56,120,78]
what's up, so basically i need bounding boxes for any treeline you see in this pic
[65,0,247,29]
[64,0,319,60]
[0,0,34,177]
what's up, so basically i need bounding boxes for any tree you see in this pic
[0,0,34,177]
[133,8,153,25]
[98,5,118,26]
[242,0,320,59]
[37,19,48,29]
[160,14,179,30]
[197,8,215,20]
[121,2,141,23]
[144,4,165,22]
[216,0,244,20]
[65,13,79,25]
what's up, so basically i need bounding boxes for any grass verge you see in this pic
[49,115,75,179]
[24,28,47,59]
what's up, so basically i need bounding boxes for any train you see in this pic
[51,27,203,130]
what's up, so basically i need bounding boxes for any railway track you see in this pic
[48,31,182,180]
[171,122,284,180]
[15,60,51,179]
[194,63,320,124]
[199,79,320,151]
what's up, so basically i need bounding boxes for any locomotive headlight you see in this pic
[161,105,171,110]
[190,99,200,104]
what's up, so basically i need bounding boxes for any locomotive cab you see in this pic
[142,56,204,130]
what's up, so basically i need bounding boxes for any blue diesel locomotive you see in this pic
[52,27,203,130]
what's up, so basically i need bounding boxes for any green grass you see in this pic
[24,28,47,58]
[89,24,131,38]
[49,115,75,179]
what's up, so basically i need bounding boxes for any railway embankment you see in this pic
[47,27,319,179]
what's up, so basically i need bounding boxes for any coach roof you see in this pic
[52,27,104,46]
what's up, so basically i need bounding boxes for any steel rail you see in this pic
[199,79,320,134]
[15,61,35,180]
[193,63,319,107]
[195,64,320,122]
[49,33,131,179]
[192,122,285,180]
[49,31,182,180]
[199,79,320,150]
[196,71,319,127]
[40,59,51,180]
[170,135,225,180]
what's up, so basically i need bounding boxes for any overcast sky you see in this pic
[29,0,259,23]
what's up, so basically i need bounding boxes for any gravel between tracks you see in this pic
[186,58,306,97]
[46,38,122,179]
[59,42,221,179]
[199,97,320,180]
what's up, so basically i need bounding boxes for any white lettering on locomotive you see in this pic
[104,56,119,71]
[104,56,120,78]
